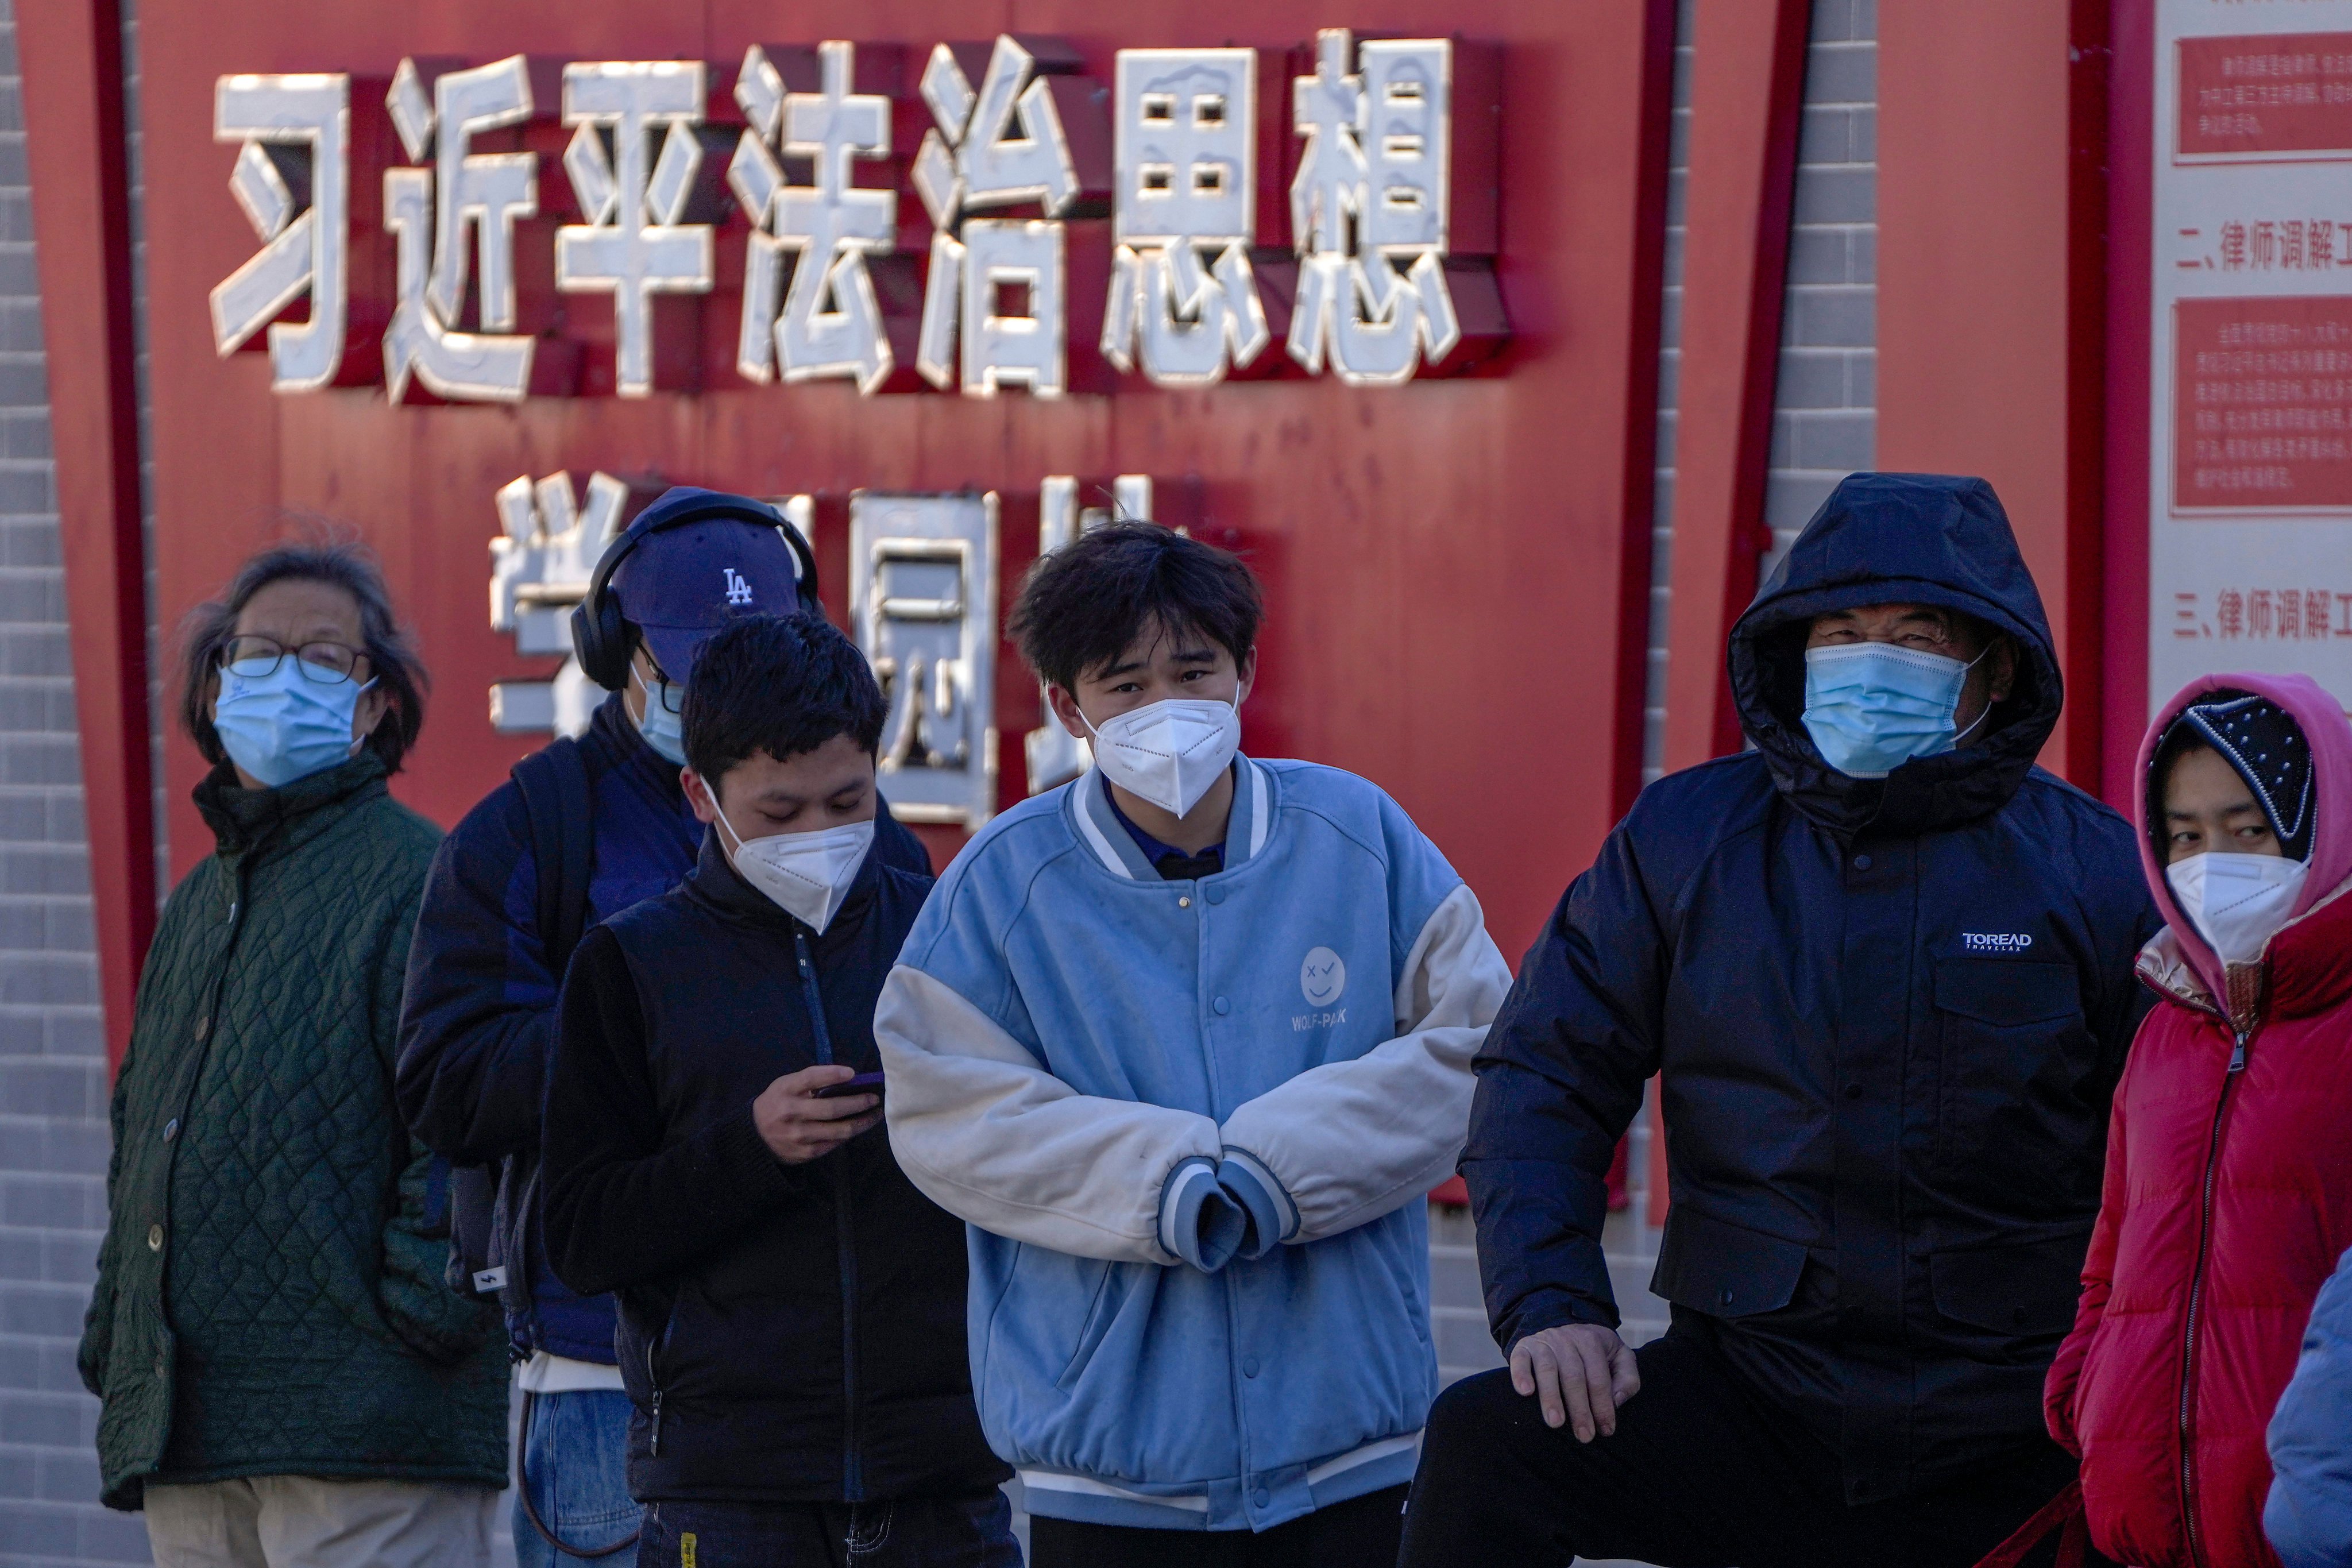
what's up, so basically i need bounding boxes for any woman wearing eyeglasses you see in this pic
[78,541,509,1568]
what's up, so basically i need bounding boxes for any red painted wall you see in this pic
[130,0,1677,979]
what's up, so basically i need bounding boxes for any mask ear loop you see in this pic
[1947,646,1997,748]
[629,662,678,713]
[712,808,745,858]
[704,792,758,879]
[345,675,382,760]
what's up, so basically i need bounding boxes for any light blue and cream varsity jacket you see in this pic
[876,756,1509,1532]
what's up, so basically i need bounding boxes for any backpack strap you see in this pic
[465,739,597,1328]
[511,739,596,980]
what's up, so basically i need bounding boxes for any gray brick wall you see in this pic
[1768,0,1877,571]
[0,0,142,1558]
[1644,0,1877,787]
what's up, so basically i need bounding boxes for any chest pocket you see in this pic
[1933,957,2099,1219]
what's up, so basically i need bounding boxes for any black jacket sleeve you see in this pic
[2082,813,2166,1093]
[394,789,562,1165]
[1462,814,1670,1351]
[540,924,806,1297]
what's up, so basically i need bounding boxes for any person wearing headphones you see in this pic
[395,488,929,1566]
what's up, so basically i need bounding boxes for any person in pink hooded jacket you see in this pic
[2041,673,2352,1568]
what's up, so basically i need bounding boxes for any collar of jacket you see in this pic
[586,690,689,809]
[1727,475,2064,841]
[1066,757,1270,880]
[192,750,389,864]
[681,820,883,948]
[2137,868,2352,1032]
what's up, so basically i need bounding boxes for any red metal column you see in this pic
[1648,0,1813,1229]
[18,0,156,1075]
[1879,0,2111,792]
[2102,0,2155,817]
[1661,0,1814,775]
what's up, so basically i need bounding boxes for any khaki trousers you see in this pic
[144,1475,498,1568]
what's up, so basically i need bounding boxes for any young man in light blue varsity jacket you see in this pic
[875,522,1511,1568]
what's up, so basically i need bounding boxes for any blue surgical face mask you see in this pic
[631,664,688,766]
[1801,642,1991,779]
[213,658,371,788]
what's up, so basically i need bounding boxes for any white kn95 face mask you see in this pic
[2165,850,2309,967]
[1077,696,1242,818]
[716,814,875,934]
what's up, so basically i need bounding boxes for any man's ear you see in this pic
[681,766,722,826]
[1988,636,2018,704]
[1046,683,1090,740]
[1237,646,1258,704]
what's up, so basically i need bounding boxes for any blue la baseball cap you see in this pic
[605,487,817,684]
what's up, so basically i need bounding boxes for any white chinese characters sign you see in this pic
[210,32,1505,403]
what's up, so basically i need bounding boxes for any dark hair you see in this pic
[682,612,887,782]
[179,539,427,773]
[1008,522,1262,693]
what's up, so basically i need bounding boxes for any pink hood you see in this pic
[2136,671,2352,1007]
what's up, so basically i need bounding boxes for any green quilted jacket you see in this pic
[78,753,507,1510]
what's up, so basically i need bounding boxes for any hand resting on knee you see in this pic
[1508,1324,1641,1443]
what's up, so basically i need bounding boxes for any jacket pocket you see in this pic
[1933,959,2095,1211]
[1055,1261,1124,1391]
[1650,1207,1808,1320]
[1929,1232,2090,1338]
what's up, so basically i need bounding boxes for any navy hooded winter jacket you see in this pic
[394,693,929,1360]
[1465,473,2160,1505]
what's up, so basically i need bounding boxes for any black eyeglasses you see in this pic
[639,658,684,713]
[218,635,372,686]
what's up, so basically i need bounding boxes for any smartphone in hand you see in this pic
[814,1071,887,1100]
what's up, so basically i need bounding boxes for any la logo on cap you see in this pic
[723,567,752,606]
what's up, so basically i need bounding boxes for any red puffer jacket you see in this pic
[2046,671,2352,1568]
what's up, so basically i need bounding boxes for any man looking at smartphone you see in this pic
[539,613,1014,1566]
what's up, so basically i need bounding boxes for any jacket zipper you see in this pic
[2176,1027,2250,1568]
[797,931,863,1503]
[644,1277,684,1457]
[645,1313,666,1456]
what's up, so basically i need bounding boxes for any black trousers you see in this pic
[1029,1485,1408,1568]
[1398,1329,2104,1568]
[634,1490,1020,1567]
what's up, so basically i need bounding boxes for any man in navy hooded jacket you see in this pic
[1400,474,2159,1568]
[395,488,928,1566]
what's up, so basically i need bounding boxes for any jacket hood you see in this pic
[2135,671,2352,1008]
[588,689,686,805]
[1728,473,2063,838]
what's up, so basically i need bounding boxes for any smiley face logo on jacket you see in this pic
[1300,947,1347,1007]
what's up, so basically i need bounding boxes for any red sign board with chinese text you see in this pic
[129,0,1676,963]
[2173,295,2352,511]
[2177,32,2352,160]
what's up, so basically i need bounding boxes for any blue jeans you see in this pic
[515,1390,642,1568]
[635,1489,1021,1567]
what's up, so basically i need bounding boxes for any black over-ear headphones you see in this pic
[571,498,822,691]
